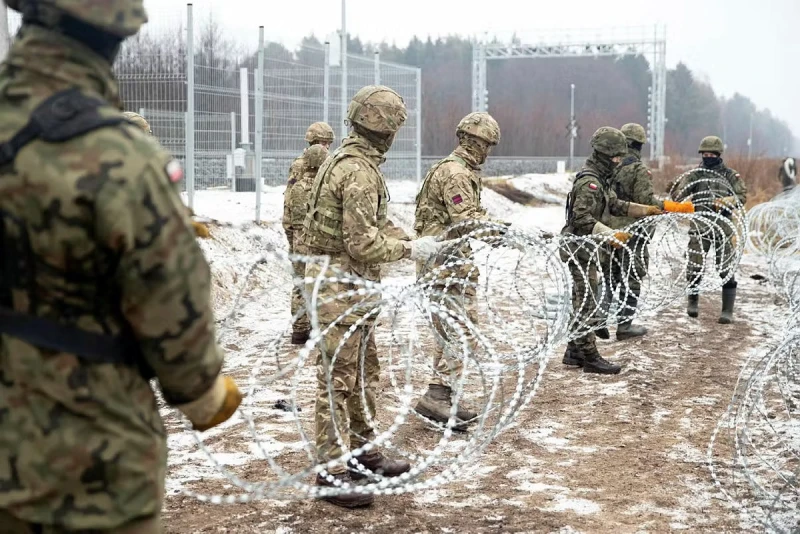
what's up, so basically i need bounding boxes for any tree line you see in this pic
[114,15,795,159]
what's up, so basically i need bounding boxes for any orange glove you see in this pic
[663,200,695,214]
[609,231,632,249]
[177,375,243,432]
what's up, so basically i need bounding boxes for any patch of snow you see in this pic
[543,495,601,515]
[507,173,573,205]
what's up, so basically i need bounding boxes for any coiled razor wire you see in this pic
[709,184,800,533]
[170,169,750,505]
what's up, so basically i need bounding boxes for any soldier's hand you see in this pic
[713,196,737,211]
[663,200,695,214]
[646,205,664,216]
[192,220,211,238]
[410,236,449,261]
[176,375,243,432]
[609,231,632,249]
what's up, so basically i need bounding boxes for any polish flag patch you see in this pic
[452,194,463,204]
[166,159,184,183]
[587,183,598,191]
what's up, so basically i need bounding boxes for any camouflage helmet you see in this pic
[305,122,334,144]
[620,123,647,145]
[346,85,407,135]
[7,0,148,38]
[304,144,328,169]
[456,112,501,145]
[590,127,628,158]
[123,111,152,135]
[698,135,724,154]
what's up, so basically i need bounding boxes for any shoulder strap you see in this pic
[414,154,468,206]
[575,168,600,181]
[0,88,125,167]
[620,155,637,167]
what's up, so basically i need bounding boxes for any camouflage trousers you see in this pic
[430,284,478,387]
[315,324,379,474]
[0,511,161,533]
[290,239,310,334]
[598,237,650,318]
[686,223,736,288]
[565,256,599,351]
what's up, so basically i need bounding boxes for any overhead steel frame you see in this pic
[472,26,667,162]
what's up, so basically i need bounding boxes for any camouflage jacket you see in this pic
[672,159,747,215]
[301,133,410,323]
[282,151,307,246]
[561,153,630,237]
[607,147,662,228]
[282,167,316,250]
[413,146,491,238]
[0,27,223,529]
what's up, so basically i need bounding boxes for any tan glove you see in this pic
[609,231,632,249]
[192,220,211,238]
[176,375,243,432]
[627,202,664,218]
[713,196,737,211]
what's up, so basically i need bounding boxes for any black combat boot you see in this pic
[718,280,737,324]
[414,384,470,431]
[595,326,610,340]
[349,451,411,481]
[582,345,622,375]
[291,330,310,345]
[616,293,647,340]
[687,294,699,318]
[316,472,374,508]
[562,345,584,366]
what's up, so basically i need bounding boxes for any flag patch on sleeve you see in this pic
[452,194,463,204]
[587,183,598,191]
[166,159,184,183]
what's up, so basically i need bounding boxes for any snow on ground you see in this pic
[161,174,786,533]
[506,172,575,205]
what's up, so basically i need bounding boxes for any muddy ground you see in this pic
[159,251,777,533]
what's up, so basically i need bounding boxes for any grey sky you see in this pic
[121,0,800,141]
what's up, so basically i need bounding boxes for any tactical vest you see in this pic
[564,168,609,228]
[413,154,470,235]
[302,143,389,253]
[0,88,150,376]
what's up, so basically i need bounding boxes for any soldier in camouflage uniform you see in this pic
[284,122,334,344]
[560,127,665,374]
[779,157,796,191]
[0,1,242,531]
[599,123,664,341]
[302,85,446,508]
[412,112,504,429]
[282,144,328,344]
[673,136,747,323]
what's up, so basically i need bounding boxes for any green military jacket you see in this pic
[607,147,662,229]
[672,159,747,215]
[562,154,630,237]
[0,26,223,529]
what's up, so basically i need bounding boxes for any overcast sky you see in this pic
[43,0,800,139]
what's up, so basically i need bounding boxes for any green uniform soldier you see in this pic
[674,136,747,323]
[600,123,664,340]
[302,85,447,508]
[284,122,334,344]
[282,144,328,344]
[412,111,503,429]
[560,127,663,374]
[0,1,242,532]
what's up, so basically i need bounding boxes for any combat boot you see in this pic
[349,451,411,481]
[414,384,469,431]
[562,345,584,367]
[687,294,699,318]
[616,293,647,340]
[582,346,622,375]
[315,472,374,508]
[291,330,310,345]
[595,326,610,340]
[718,281,737,324]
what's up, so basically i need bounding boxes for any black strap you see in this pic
[0,307,136,365]
[620,155,637,167]
[0,88,139,370]
[0,88,124,167]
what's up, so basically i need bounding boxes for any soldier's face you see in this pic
[701,152,717,158]
[612,156,622,164]
[322,141,332,149]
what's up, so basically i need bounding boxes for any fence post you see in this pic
[323,42,330,124]
[254,27,265,222]
[374,51,380,85]
[340,0,347,140]
[230,111,236,191]
[185,3,195,209]
[416,67,422,188]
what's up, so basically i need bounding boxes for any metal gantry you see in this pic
[472,25,668,162]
